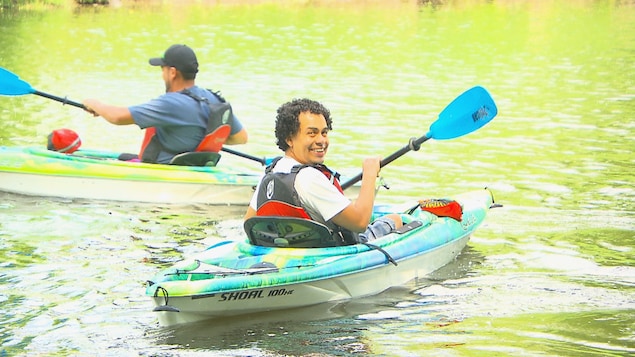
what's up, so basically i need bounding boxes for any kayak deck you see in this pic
[145,189,495,325]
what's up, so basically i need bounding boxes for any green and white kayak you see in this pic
[146,189,498,326]
[0,146,262,204]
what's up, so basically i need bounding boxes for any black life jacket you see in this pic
[254,158,359,245]
[140,89,229,163]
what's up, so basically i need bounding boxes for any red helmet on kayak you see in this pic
[47,128,81,153]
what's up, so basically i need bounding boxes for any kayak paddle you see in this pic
[340,86,498,190]
[0,67,86,109]
[221,146,276,166]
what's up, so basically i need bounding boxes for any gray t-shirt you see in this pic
[129,86,243,164]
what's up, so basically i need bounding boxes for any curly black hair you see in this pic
[275,98,333,152]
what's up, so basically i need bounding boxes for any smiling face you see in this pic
[285,111,330,165]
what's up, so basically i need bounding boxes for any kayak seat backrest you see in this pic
[167,103,233,167]
[244,216,337,248]
[196,102,233,152]
[196,124,231,153]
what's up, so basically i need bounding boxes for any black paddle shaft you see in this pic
[221,146,268,166]
[340,134,430,190]
[34,90,85,109]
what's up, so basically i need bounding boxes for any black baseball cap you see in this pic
[149,44,199,74]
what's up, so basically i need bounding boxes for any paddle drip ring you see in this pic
[408,137,421,151]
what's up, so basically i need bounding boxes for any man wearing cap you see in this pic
[82,44,248,164]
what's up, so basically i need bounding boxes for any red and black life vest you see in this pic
[254,158,358,245]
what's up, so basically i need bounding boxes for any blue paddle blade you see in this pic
[427,86,497,140]
[0,67,36,96]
